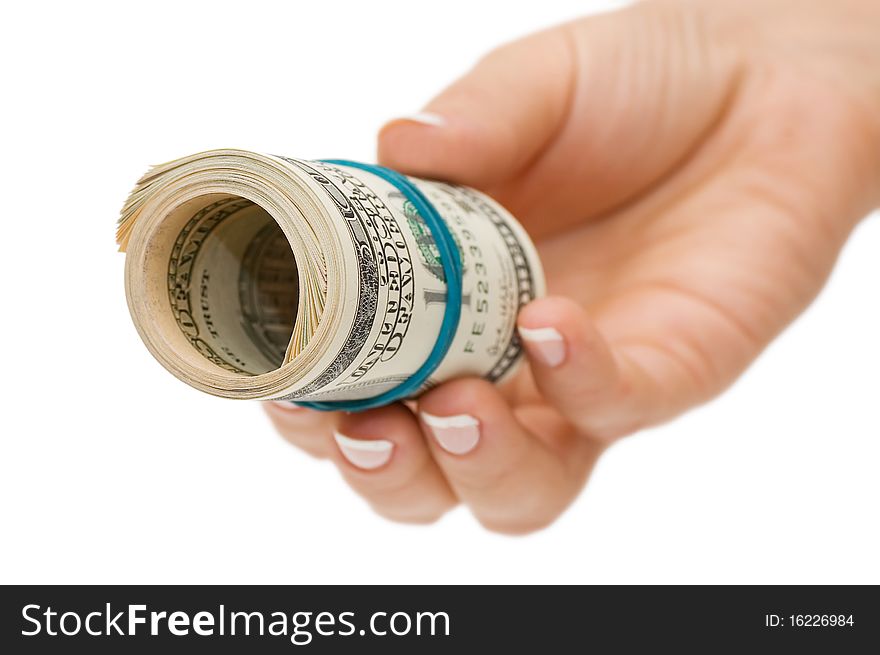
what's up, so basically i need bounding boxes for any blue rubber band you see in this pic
[295,160,463,412]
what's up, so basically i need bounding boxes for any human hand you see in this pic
[266,0,880,533]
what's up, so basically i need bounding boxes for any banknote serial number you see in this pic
[764,614,854,628]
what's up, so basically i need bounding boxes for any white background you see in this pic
[1,0,877,584]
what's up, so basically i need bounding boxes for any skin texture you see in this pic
[265,0,880,534]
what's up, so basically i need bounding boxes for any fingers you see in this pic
[265,401,456,524]
[517,297,663,441]
[377,26,574,189]
[331,404,457,524]
[265,374,605,533]
[416,378,600,534]
[263,401,335,459]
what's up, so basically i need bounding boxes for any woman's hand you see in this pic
[266,0,880,533]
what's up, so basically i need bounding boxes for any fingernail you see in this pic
[333,432,394,470]
[395,112,446,127]
[421,412,480,455]
[269,400,306,412]
[518,326,566,367]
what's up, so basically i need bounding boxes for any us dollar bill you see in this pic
[119,149,544,405]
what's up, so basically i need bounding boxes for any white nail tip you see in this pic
[518,326,564,343]
[333,432,394,470]
[398,112,446,127]
[420,412,479,429]
[333,432,394,453]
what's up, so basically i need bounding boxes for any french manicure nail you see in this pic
[421,412,480,455]
[518,326,566,367]
[333,432,394,470]
[396,112,446,127]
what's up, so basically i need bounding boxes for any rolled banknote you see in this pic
[118,149,544,410]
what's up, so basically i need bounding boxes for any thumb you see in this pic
[516,296,670,442]
[378,4,741,229]
[377,26,574,189]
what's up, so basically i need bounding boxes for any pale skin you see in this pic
[265,0,880,534]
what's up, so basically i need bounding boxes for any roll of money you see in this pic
[118,149,545,410]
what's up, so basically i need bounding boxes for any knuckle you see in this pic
[471,481,574,535]
[371,500,453,526]
[477,512,558,536]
